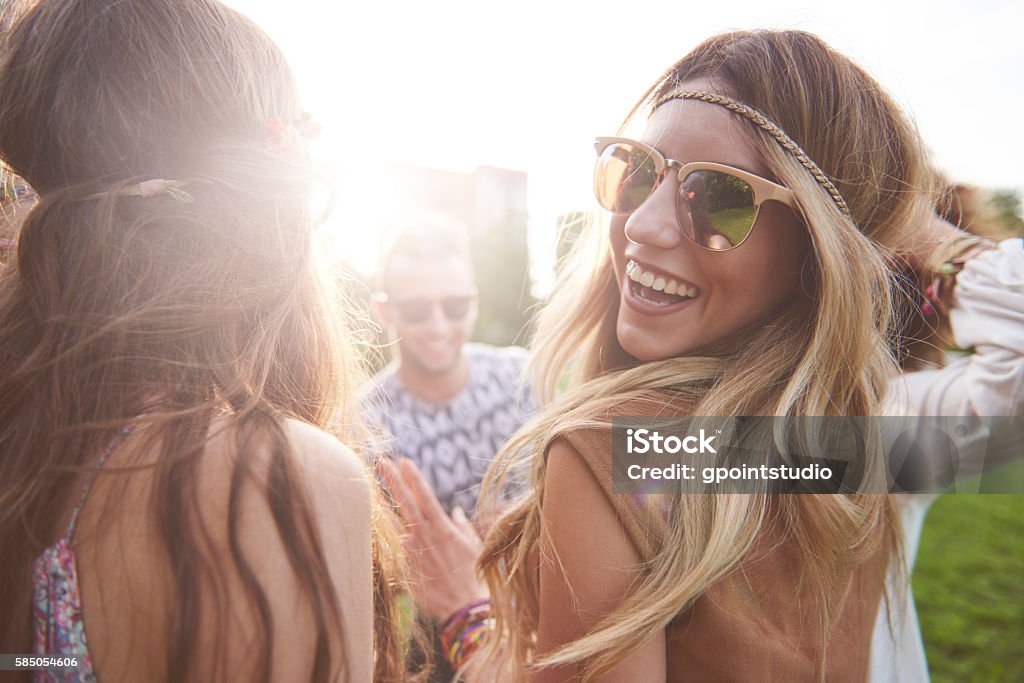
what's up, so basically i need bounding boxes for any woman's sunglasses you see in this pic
[377,294,476,324]
[593,136,798,251]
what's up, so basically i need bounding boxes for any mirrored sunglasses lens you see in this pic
[594,142,659,213]
[441,297,472,320]
[396,300,432,323]
[678,170,757,250]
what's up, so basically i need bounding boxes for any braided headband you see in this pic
[654,90,851,217]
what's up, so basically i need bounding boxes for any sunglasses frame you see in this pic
[374,292,477,325]
[594,136,798,251]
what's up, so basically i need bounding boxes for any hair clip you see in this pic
[79,179,193,203]
[266,112,321,159]
[920,244,993,317]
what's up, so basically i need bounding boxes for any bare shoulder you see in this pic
[278,419,374,680]
[540,438,643,622]
[81,417,375,682]
[189,417,374,681]
[534,438,664,682]
[532,440,667,679]
[543,438,611,522]
[541,438,641,585]
[193,416,373,527]
[279,418,372,502]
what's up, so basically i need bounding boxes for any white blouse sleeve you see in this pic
[890,238,1024,418]
[870,239,1024,683]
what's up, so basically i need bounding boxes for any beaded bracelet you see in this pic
[921,243,993,317]
[440,598,495,671]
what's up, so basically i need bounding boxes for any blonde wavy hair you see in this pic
[479,30,948,680]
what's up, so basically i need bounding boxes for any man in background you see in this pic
[363,217,535,517]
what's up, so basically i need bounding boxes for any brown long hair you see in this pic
[480,30,932,680]
[0,1,406,680]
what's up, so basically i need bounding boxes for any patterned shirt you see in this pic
[32,423,137,683]
[362,344,536,515]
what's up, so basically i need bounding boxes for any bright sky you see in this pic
[226,0,1023,283]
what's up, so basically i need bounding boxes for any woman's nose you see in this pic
[622,178,683,249]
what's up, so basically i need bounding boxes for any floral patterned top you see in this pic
[32,424,136,682]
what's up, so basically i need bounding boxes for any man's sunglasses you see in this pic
[378,294,476,324]
[593,136,798,251]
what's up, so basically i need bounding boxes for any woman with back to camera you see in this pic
[0,0,409,681]
[454,30,1023,681]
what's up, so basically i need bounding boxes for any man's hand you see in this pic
[377,457,489,622]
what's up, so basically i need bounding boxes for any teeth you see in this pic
[627,261,697,300]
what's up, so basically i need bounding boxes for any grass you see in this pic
[707,207,754,245]
[913,492,1024,682]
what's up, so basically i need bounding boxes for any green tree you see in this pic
[471,209,537,347]
[989,189,1024,236]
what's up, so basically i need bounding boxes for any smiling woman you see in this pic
[470,29,1024,683]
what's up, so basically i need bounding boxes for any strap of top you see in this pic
[63,422,138,541]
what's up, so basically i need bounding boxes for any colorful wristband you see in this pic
[440,599,495,671]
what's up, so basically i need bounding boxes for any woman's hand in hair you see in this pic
[377,457,489,622]
[895,211,964,272]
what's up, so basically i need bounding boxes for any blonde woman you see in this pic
[0,1,408,681]
[458,30,1023,682]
